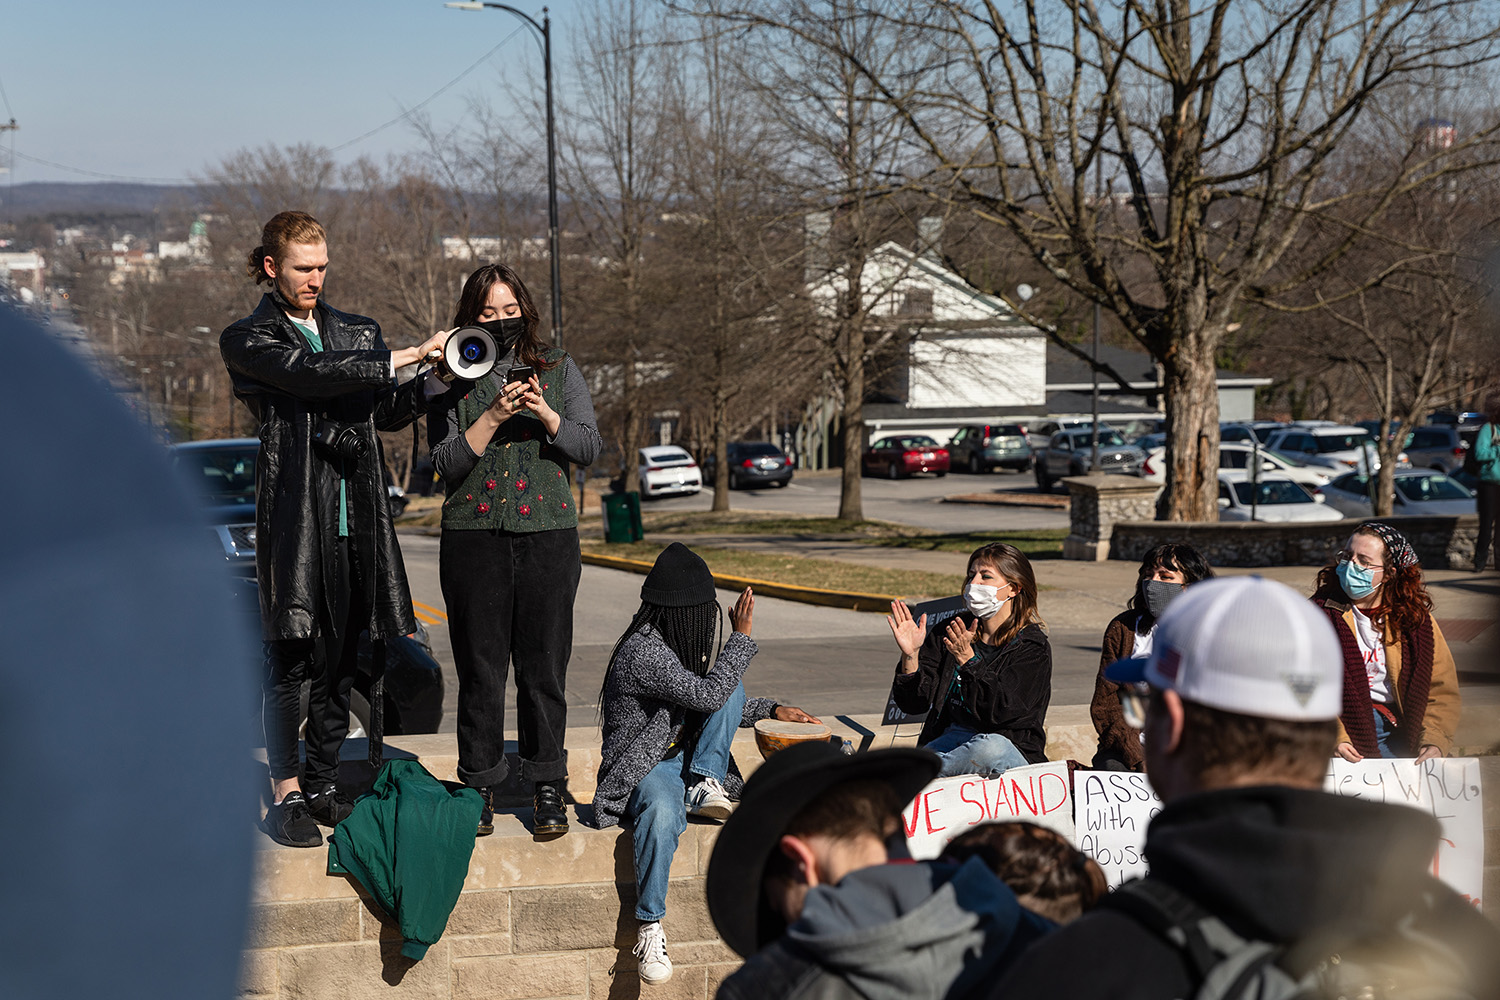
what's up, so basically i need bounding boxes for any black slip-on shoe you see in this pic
[533,781,569,839]
[264,792,323,848]
[306,787,355,827]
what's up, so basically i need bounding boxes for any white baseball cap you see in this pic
[1105,576,1342,721]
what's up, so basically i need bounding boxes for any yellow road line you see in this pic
[412,599,448,623]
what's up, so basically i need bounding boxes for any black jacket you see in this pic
[891,619,1051,763]
[221,294,424,641]
[992,785,1500,1000]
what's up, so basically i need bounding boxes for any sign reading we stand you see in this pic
[902,762,1073,859]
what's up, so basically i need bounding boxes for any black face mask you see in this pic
[475,317,526,349]
[1144,579,1183,619]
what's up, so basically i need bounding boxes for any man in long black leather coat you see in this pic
[221,210,447,848]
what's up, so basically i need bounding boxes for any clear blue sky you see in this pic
[1,0,587,185]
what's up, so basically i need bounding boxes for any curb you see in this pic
[941,491,1070,509]
[580,551,898,613]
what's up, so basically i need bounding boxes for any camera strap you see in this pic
[368,638,385,769]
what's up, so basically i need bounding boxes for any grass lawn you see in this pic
[580,541,960,601]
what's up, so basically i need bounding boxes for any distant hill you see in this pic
[0,182,205,218]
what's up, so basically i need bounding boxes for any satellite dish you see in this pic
[1016,283,1035,302]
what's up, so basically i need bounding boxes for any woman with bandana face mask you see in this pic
[427,263,603,839]
[887,543,1052,777]
[1311,522,1460,763]
[1089,544,1214,771]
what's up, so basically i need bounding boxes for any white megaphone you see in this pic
[430,326,497,382]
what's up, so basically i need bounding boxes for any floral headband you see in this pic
[1361,521,1419,568]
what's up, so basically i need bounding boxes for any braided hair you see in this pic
[598,598,724,720]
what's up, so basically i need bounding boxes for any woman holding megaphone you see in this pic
[428,262,602,839]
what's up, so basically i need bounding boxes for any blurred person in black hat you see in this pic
[591,542,818,986]
[709,742,1053,1000]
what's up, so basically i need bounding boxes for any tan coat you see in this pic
[1333,609,1461,755]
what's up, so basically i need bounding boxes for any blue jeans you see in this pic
[624,682,745,921]
[924,724,1029,778]
[1372,707,1404,758]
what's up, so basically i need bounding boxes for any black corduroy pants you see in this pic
[440,526,581,788]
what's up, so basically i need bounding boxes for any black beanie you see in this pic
[641,542,717,607]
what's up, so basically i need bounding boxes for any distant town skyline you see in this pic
[2,0,585,186]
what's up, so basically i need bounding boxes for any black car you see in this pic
[702,441,795,489]
[168,438,444,737]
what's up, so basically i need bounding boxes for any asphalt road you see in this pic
[397,486,1102,737]
[627,467,1070,532]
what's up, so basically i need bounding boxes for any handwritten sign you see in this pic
[1073,770,1163,887]
[1324,757,1484,909]
[903,761,1073,860]
[1060,759,1484,906]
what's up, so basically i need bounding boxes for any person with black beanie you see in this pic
[591,543,818,986]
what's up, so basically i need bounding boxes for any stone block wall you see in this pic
[240,718,1102,999]
[240,815,736,1000]
[1110,514,1480,568]
[1063,475,1163,561]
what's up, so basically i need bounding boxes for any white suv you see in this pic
[1139,441,1332,489]
[1264,426,1400,475]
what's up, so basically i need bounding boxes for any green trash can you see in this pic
[603,491,644,543]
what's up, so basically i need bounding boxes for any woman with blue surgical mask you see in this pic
[1089,543,1214,771]
[1311,523,1460,763]
[886,543,1052,777]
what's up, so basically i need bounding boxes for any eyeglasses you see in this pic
[1117,683,1150,730]
[1336,550,1384,571]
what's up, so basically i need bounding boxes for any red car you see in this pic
[862,434,950,479]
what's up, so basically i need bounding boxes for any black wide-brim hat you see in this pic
[705,742,940,958]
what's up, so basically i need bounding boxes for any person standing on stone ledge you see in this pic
[591,543,819,987]
[427,262,602,841]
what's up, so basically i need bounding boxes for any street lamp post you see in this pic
[444,2,563,347]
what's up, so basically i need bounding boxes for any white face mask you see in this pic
[963,583,1010,620]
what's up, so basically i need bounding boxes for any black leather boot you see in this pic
[533,780,569,839]
[476,786,496,837]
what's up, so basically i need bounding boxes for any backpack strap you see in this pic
[1103,879,1225,981]
[1105,880,1295,1000]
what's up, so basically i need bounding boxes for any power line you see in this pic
[329,26,524,152]
[11,150,190,184]
[6,25,528,184]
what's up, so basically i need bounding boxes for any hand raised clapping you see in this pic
[886,600,927,659]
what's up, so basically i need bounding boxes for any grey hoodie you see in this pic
[718,858,1053,1000]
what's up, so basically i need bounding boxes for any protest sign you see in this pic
[903,761,1072,860]
[1062,759,1484,906]
[1324,757,1484,909]
[1073,770,1162,887]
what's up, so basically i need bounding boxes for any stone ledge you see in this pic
[243,712,1105,999]
[1109,514,1480,569]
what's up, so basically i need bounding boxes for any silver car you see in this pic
[1402,425,1468,474]
[1317,469,1476,518]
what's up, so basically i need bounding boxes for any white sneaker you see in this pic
[685,776,733,821]
[634,920,672,985]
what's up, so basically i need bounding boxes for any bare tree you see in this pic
[708,0,935,520]
[658,18,817,510]
[700,0,1500,520]
[558,0,680,493]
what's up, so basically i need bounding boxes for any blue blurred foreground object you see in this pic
[0,304,259,999]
